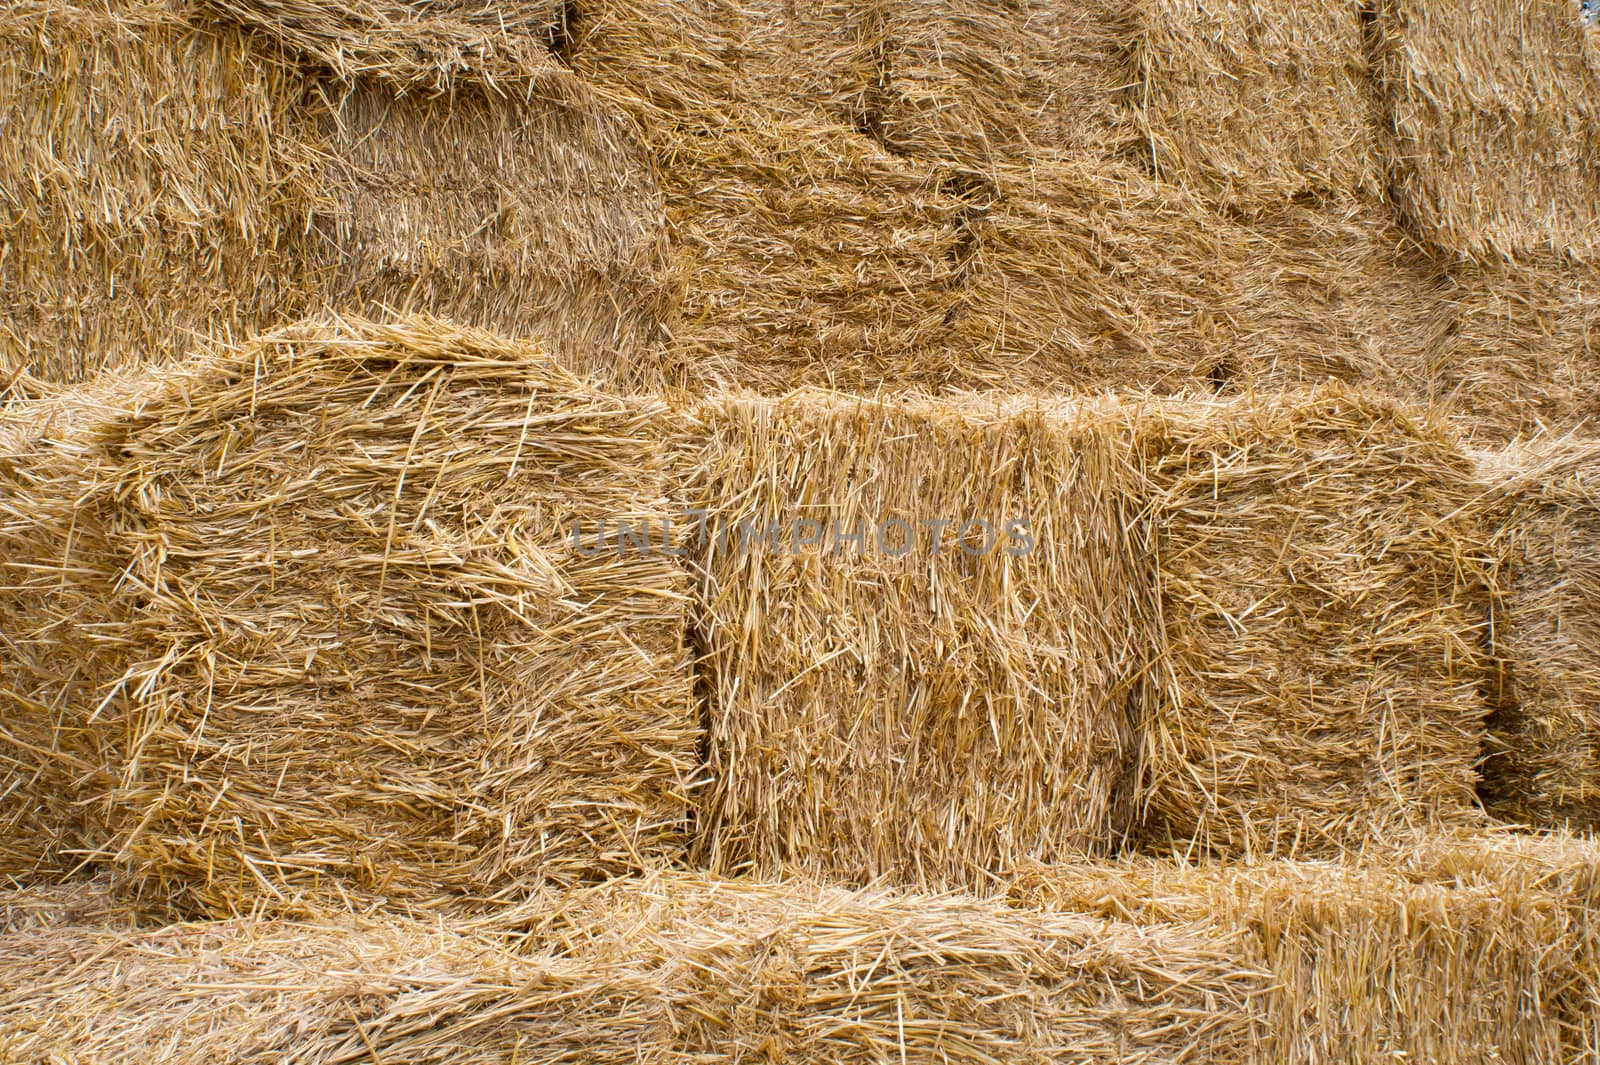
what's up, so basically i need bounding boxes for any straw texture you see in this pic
[1133,387,1494,857]
[1016,830,1600,1065]
[199,0,566,89]
[685,392,1158,889]
[1476,438,1600,829]
[840,0,1137,172]
[1130,0,1379,211]
[0,1,322,386]
[1413,261,1600,443]
[0,0,671,390]
[0,874,1267,1064]
[1378,0,1600,262]
[0,314,695,910]
[562,0,1426,397]
[314,70,674,389]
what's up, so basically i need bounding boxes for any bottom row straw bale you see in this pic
[0,876,1266,1064]
[1130,387,1495,858]
[683,392,1158,891]
[1015,830,1600,1065]
[0,314,697,911]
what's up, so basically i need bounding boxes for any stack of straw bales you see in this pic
[0,876,1266,1063]
[1376,0,1600,263]
[1475,438,1600,829]
[684,392,1158,889]
[1132,386,1493,857]
[1015,830,1600,1064]
[0,315,696,911]
[0,0,672,390]
[1128,0,1380,211]
[565,0,1423,397]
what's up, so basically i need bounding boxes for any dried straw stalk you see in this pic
[1015,829,1600,1064]
[1475,438,1600,829]
[1131,386,1494,857]
[683,391,1159,890]
[0,314,696,911]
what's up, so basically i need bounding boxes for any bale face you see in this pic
[1129,0,1378,211]
[1134,387,1494,857]
[1015,831,1600,1065]
[0,905,646,1064]
[0,0,672,391]
[840,0,1137,172]
[0,876,1266,1065]
[1476,439,1600,828]
[1411,261,1600,443]
[0,1,323,386]
[315,72,673,389]
[0,315,695,911]
[685,393,1158,889]
[198,0,568,89]
[526,874,1270,1064]
[1378,0,1600,262]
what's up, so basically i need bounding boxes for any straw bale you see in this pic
[1475,438,1600,828]
[1128,0,1378,212]
[0,314,695,910]
[1015,830,1600,1064]
[529,873,1270,1064]
[0,908,641,1063]
[1133,386,1494,858]
[1405,259,1600,444]
[684,391,1159,889]
[0,876,1266,1064]
[0,1,323,386]
[1377,0,1600,262]
[0,1,672,390]
[313,69,675,390]
[838,0,1137,173]
[198,0,566,89]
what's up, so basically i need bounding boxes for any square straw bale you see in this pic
[684,391,1160,889]
[1132,386,1495,857]
[1475,438,1600,829]
[1377,0,1600,262]
[0,314,696,911]
[1015,829,1600,1065]
[1129,0,1380,211]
